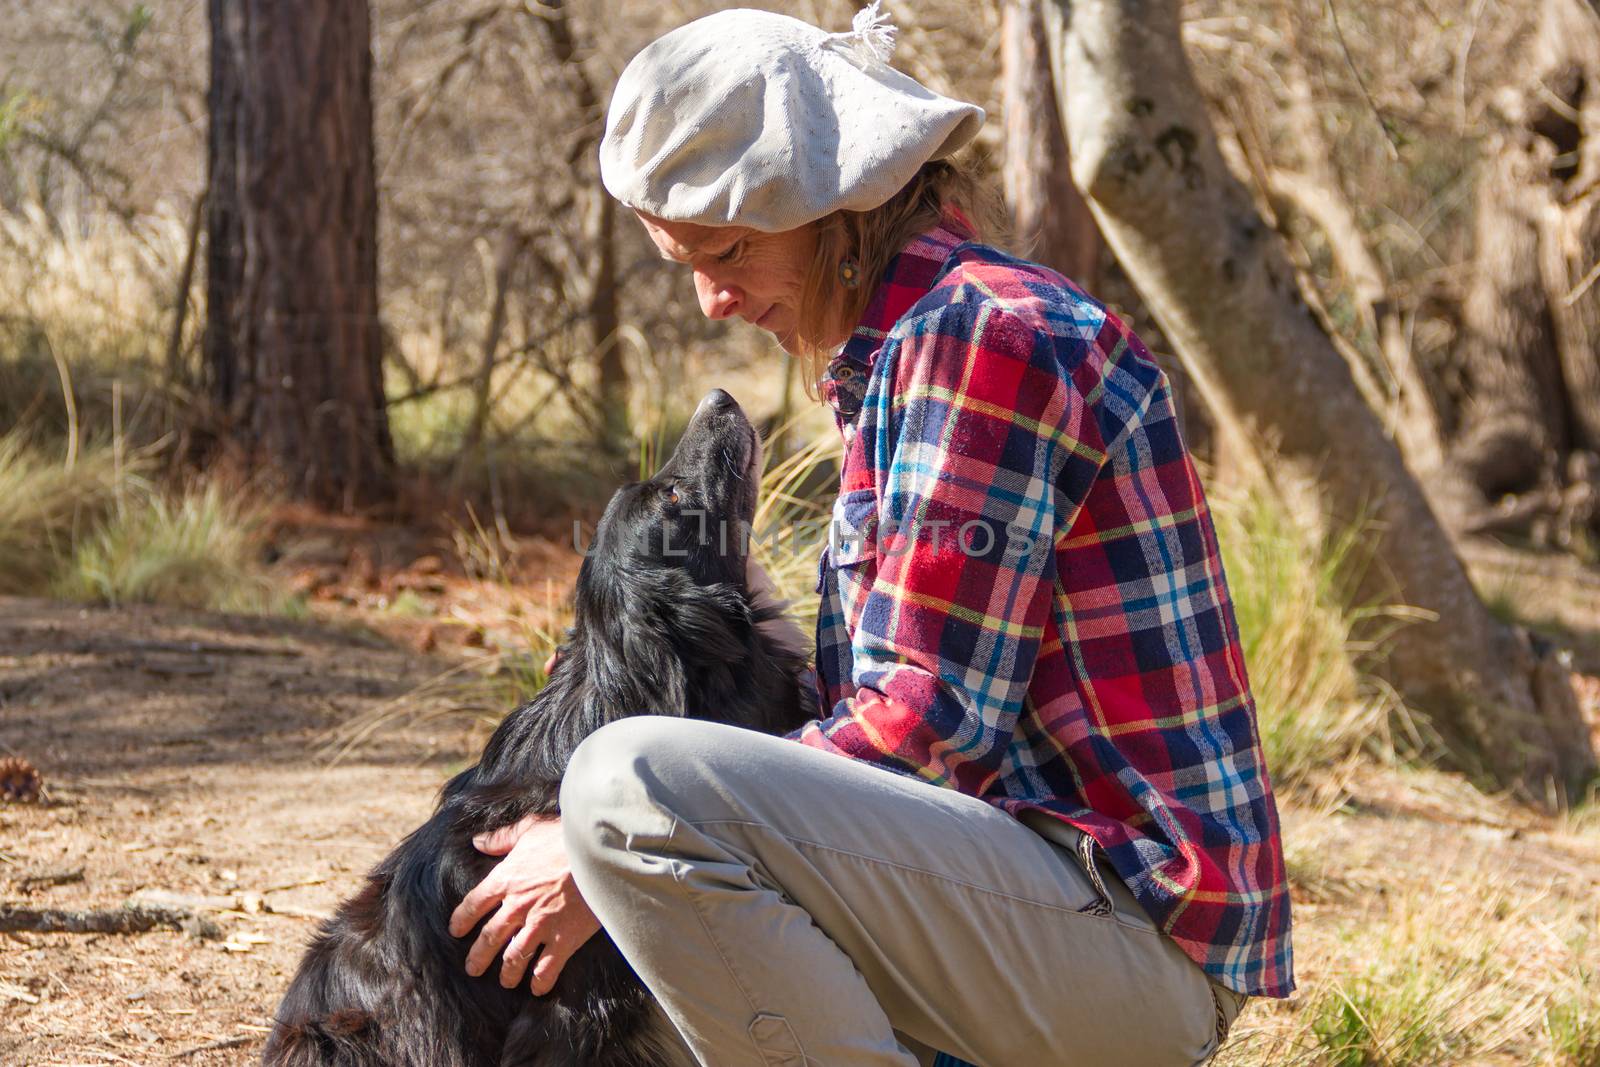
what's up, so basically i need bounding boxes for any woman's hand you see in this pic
[448,814,601,995]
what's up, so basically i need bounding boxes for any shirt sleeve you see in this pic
[786,304,1085,796]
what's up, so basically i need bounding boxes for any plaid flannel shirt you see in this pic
[785,219,1294,999]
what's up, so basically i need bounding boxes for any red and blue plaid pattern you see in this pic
[786,220,1295,999]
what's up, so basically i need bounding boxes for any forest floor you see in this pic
[1,536,1598,1066]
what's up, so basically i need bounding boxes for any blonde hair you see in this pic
[792,156,1003,393]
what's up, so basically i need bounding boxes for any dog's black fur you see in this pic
[264,390,811,1067]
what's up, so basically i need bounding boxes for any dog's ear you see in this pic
[657,575,752,660]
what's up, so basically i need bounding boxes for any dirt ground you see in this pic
[2,540,1599,1065]
[0,596,481,1065]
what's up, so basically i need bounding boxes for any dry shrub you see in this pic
[0,433,132,594]
[0,430,288,614]
[1210,481,1412,798]
[0,202,190,383]
[53,478,286,613]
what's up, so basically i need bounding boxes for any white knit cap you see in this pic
[600,4,985,233]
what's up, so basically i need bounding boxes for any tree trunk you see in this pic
[204,0,244,425]
[1449,0,1600,520]
[1452,134,1566,499]
[205,0,393,511]
[1001,0,1101,288]
[1532,0,1600,457]
[1041,0,1596,797]
[587,177,627,449]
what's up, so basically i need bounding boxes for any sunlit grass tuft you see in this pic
[752,417,843,637]
[1304,879,1555,1065]
[1310,976,1452,1067]
[1548,991,1600,1067]
[1210,482,1410,796]
[0,434,130,595]
[1217,794,1600,1066]
[53,479,289,613]
[0,429,290,614]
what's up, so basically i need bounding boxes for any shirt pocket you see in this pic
[829,488,880,621]
[830,488,880,566]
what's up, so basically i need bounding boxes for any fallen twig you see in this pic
[0,901,217,938]
[262,901,331,922]
[129,888,329,923]
[16,867,85,890]
[170,1034,252,1059]
[258,876,327,895]
[129,889,242,912]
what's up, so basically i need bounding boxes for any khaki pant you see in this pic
[560,716,1243,1067]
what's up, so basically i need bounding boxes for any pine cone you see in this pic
[0,756,43,803]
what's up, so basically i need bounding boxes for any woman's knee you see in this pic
[561,715,670,825]
[559,716,732,863]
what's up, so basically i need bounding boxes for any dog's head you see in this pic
[541,388,807,740]
[584,387,762,590]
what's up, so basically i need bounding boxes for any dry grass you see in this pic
[1209,481,1416,799]
[0,430,289,615]
[53,477,288,613]
[0,432,129,594]
[0,202,190,416]
[447,506,568,709]
[751,414,844,636]
[1220,781,1600,1066]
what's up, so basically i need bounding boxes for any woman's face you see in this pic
[637,212,820,354]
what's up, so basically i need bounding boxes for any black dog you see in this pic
[264,389,812,1067]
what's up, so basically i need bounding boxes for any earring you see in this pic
[838,257,861,289]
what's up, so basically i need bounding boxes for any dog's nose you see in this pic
[696,389,737,416]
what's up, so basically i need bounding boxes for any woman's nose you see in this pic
[694,269,742,320]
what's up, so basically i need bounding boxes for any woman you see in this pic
[448,7,1293,1065]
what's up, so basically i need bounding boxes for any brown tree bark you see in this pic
[1450,0,1600,518]
[205,0,393,511]
[1453,133,1567,499]
[204,0,243,423]
[1533,0,1600,457]
[1002,0,1101,288]
[1041,0,1596,797]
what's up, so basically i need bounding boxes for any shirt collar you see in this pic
[819,213,974,426]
